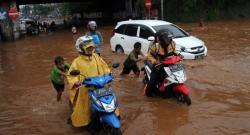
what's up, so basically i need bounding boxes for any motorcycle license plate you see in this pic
[95,87,113,97]
[169,64,184,72]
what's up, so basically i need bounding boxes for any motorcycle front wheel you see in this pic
[177,93,191,106]
[142,74,149,84]
[104,128,122,135]
[184,95,191,106]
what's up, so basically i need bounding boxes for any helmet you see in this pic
[75,36,95,54]
[87,21,97,30]
[157,29,173,44]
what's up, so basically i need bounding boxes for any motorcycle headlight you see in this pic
[102,99,115,113]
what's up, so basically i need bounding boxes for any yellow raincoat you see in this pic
[147,41,178,64]
[67,53,110,127]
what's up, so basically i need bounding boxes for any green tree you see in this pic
[21,5,31,18]
[33,5,51,17]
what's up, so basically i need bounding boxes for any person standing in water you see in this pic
[85,21,103,55]
[50,56,70,101]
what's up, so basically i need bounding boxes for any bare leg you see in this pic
[57,91,62,101]
[135,71,140,78]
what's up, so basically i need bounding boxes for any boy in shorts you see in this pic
[50,56,70,101]
[120,42,145,77]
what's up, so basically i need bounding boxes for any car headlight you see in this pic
[203,44,207,49]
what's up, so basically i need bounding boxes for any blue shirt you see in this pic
[86,31,103,53]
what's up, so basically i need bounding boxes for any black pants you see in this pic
[51,80,65,92]
[121,64,140,75]
[88,111,102,134]
[146,66,165,97]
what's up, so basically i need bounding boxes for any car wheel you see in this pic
[116,46,124,54]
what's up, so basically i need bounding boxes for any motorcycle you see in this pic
[143,55,191,106]
[70,70,122,135]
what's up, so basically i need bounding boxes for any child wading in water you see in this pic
[120,42,146,77]
[50,56,70,101]
[72,26,78,41]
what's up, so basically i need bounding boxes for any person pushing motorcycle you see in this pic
[145,29,180,97]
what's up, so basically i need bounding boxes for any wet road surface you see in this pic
[0,19,250,135]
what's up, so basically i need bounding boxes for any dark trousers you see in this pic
[88,111,102,134]
[146,66,165,97]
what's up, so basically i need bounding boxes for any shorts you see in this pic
[121,64,140,75]
[51,80,65,92]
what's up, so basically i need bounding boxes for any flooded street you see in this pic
[0,19,250,135]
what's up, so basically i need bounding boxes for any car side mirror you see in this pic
[147,36,155,41]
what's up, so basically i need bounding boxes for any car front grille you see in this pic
[189,46,205,54]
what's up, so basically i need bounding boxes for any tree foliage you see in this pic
[150,0,250,21]
[33,5,51,16]
[36,0,250,22]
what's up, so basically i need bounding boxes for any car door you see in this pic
[137,25,155,55]
[111,24,127,52]
[122,24,139,54]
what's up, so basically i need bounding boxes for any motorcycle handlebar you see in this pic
[154,63,163,68]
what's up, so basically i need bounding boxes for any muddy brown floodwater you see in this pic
[0,19,250,135]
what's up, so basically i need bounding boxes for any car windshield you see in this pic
[153,24,189,38]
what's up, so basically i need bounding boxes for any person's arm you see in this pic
[139,51,145,57]
[65,63,71,70]
[171,41,180,55]
[60,72,67,77]
[62,63,71,76]
[129,52,142,63]
[53,66,66,77]
[147,47,158,65]
[97,31,103,45]
[138,51,147,61]
[67,59,82,89]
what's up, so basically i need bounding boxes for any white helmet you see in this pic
[75,36,95,53]
[88,20,97,30]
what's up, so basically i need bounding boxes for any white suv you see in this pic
[110,20,207,59]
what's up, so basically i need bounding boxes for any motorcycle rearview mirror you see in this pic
[70,70,81,76]
[112,62,120,68]
[147,36,155,41]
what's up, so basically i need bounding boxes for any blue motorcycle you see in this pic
[70,70,122,135]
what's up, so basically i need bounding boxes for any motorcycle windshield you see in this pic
[83,74,113,88]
